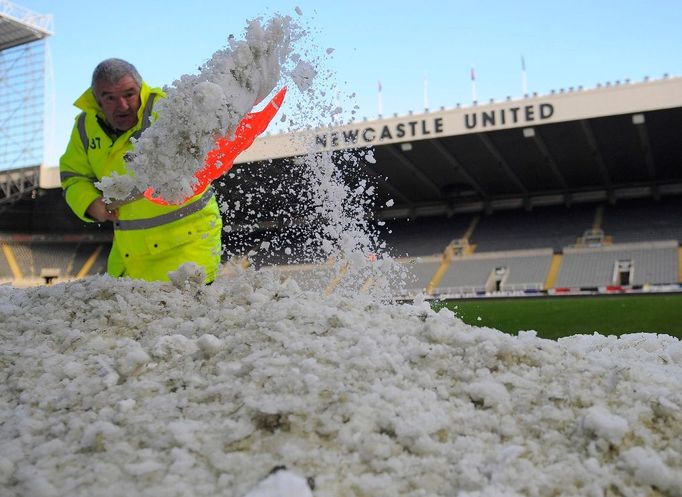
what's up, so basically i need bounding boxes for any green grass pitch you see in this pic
[433,293,682,340]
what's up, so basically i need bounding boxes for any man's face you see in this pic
[94,75,141,132]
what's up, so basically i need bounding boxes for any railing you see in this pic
[0,166,39,205]
[0,1,53,35]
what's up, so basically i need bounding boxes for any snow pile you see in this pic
[97,14,306,204]
[2,272,682,496]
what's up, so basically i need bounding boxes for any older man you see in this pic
[60,58,222,283]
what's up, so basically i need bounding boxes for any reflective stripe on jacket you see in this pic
[59,81,222,282]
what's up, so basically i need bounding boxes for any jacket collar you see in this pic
[73,81,164,123]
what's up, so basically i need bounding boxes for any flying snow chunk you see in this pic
[295,6,303,15]
[95,172,137,203]
[291,60,317,92]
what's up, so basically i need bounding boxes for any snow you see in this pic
[291,60,317,92]
[1,272,681,496]
[582,405,629,445]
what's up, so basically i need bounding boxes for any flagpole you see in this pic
[471,67,477,102]
[423,74,429,110]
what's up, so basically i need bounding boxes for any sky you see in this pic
[13,0,682,166]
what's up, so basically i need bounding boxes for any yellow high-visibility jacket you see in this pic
[59,81,222,283]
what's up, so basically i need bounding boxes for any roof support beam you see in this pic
[361,163,414,206]
[0,166,39,206]
[579,119,612,188]
[384,144,443,198]
[428,138,488,199]
[523,127,568,189]
[477,133,527,194]
[632,114,656,179]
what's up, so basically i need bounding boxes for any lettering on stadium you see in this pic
[315,117,444,148]
[464,103,554,129]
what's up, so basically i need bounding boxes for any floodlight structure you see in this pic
[0,1,52,206]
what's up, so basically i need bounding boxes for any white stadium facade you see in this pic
[238,76,682,219]
[0,1,680,293]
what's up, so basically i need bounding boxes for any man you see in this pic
[60,58,222,283]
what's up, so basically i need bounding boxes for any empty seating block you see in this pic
[471,205,595,252]
[399,257,442,294]
[555,241,678,288]
[379,216,473,257]
[437,249,553,294]
[603,198,682,244]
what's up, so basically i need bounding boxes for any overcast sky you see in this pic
[14,0,682,166]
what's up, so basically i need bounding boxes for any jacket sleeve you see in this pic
[59,116,101,222]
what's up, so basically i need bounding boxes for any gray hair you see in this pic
[91,58,142,89]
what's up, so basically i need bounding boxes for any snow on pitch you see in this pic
[1,272,682,496]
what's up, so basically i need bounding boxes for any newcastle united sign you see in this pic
[314,102,556,150]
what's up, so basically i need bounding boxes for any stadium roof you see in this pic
[229,76,682,222]
[0,1,52,51]
[0,165,39,207]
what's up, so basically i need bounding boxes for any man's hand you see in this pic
[87,197,119,222]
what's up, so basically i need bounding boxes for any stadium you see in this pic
[1,3,681,335]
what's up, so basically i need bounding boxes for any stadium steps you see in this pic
[324,263,348,295]
[1,244,23,279]
[462,216,480,248]
[592,204,604,231]
[425,238,477,295]
[544,253,563,290]
[426,251,453,296]
[76,245,105,278]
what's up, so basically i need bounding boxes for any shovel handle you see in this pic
[105,192,145,210]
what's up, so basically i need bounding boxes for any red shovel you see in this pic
[144,86,287,206]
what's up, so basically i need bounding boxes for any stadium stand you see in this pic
[0,245,13,280]
[602,197,682,244]
[469,204,596,252]
[554,241,678,288]
[400,257,443,295]
[31,243,71,277]
[0,237,111,285]
[434,249,553,295]
[70,242,109,277]
[9,243,33,277]
[379,215,474,257]
[364,195,682,297]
